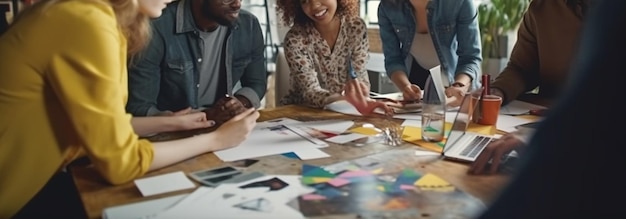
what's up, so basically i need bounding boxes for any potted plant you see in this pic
[478,0,530,77]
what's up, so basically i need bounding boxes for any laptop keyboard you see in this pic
[460,136,493,158]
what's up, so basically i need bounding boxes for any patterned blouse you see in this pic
[279,16,371,108]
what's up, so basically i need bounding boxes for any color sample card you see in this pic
[134,171,196,196]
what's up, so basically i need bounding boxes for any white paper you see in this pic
[214,121,326,162]
[401,119,422,127]
[297,119,354,134]
[153,175,310,219]
[292,146,330,160]
[393,114,422,120]
[414,150,441,157]
[324,100,362,116]
[325,133,370,144]
[133,171,196,197]
[255,117,303,129]
[283,125,329,147]
[496,114,533,133]
[102,194,188,219]
[500,100,547,115]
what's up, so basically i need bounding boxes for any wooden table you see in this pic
[71,105,513,219]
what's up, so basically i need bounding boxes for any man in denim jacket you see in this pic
[127,0,266,116]
[378,0,482,106]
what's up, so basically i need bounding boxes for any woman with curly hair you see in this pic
[276,0,390,115]
[378,0,482,107]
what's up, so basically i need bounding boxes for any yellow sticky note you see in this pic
[312,177,332,183]
[414,173,455,192]
[370,168,384,175]
[402,123,452,153]
[349,127,380,136]
[467,123,496,135]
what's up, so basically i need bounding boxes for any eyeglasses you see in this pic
[221,0,241,5]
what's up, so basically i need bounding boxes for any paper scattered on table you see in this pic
[283,125,329,147]
[297,120,355,134]
[496,114,532,133]
[401,119,422,128]
[414,150,441,157]
[214,119,330,161]
[500,100,547,115]
[324,100,362,116]
[133,171,196,197]
[102,193,189,219]
[150,175,310,219]
[325,133,370,144]
[288,146,331,160]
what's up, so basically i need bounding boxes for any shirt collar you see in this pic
[175,0,239,34]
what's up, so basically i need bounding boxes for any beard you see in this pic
[201,0,237,26]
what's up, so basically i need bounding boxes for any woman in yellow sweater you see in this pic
[0,0,259,217]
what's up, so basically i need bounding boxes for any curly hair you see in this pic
[275,0,359,27]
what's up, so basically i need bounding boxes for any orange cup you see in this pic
[471,95,502,125]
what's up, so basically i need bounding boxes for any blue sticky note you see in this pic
[302,164,318,175]
[282,152,300,159]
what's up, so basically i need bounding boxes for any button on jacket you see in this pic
[378,0,482,90]
[127,0,266,116]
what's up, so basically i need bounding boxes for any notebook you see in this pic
[440,92,497,162]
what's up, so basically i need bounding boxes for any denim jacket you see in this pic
[126,0,266,116]
[378,0,482,90]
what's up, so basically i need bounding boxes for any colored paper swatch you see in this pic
[301,176,332,185]
[414,173,454,192]
[370,168,384,175]
[302,164,336,179]
[327,178,351,187]
[337,170,373,178]
[301,193,327,201]
[349,127,381,136]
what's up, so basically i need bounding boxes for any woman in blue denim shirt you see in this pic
[378,0,482,106]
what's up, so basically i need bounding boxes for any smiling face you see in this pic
[300,0,337,25]
[137,0,173,18]
[201,0,242,26]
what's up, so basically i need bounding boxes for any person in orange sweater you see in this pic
[0,0,259,218]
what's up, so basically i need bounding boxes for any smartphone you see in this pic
[188,166,241,187]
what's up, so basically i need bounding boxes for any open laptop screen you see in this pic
[442,89,483,154]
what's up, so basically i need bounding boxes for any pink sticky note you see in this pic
[337,170,372,178]
[400,184,416,190]
[302,194,327,200]
[327,178,351,187]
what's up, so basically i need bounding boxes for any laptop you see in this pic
[440,90,497,162]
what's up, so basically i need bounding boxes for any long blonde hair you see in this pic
[15,0,151,55]
[108,0,151,55]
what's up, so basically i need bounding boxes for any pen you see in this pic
[482,74,490,95]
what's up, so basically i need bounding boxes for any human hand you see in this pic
[344,79,393,116]
[401,84,422,101]
[203,95,249,128]
[211,108,259,151]
[468,133,525,175]
[172,111,215,131]
[445,86,467,107]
